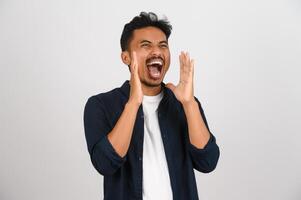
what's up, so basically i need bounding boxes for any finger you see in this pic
[181,51,185,65]
[186,52,190,61]
[133,51,138,72]
[182,51,189,73]
[129,52,135,74]
[188,54,194,73]
[185,52,190,71]
[131,51,138,76]
[186,52,194,73]
[191,59,194,75]
[179,52,185,80]
[179,52,184,70]
[191,59,195,89]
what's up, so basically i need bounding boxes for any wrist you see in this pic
[126,100,141,110]
[182,99,198,109]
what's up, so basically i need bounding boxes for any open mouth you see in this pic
[146,57,164,79]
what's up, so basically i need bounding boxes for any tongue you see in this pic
[148,66,161,79]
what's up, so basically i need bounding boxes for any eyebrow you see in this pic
[140,40,151,44]
[140,40,168,44]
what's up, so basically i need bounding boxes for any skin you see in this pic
[121,26,171,97]
[107,26,211,158]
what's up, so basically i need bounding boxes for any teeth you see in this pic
[147,58,163,66]
[149,60,162,65]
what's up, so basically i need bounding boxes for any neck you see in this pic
[142,84,162,96]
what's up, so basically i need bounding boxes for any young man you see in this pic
[84,12,220,200]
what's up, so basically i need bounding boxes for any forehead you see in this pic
[131,26,167,43]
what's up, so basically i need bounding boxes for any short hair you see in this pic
[120,12,172,51]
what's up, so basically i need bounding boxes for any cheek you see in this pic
[165,52,171,63]
[165,56,171,67]
[137,61,146,76]
[137,54,147,67]
[137,60,146,72]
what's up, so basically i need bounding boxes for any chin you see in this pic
[141,79,162,87]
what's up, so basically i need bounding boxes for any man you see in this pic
[84,12,220,200]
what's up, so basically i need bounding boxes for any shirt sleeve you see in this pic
[188,97,220,173]
[83,95,127,176]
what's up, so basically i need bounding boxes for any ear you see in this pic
[121,51,131,65]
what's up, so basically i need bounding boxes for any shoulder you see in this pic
[93,87,122,103]
[85,84,127,113]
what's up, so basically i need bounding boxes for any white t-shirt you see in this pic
[142,90,173,200]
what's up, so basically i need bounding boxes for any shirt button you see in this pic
[141,114,144,118]
[138,157,142,161]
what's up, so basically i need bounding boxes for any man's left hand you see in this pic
[166,51,195,105]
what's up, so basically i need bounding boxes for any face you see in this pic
[122,26,171,87]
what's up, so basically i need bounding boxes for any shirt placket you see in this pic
[137,105,145,199]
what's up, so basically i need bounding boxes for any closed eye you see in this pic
[160,44,168,48]
[141,43,151,47]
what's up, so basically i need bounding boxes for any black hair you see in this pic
[120,11,172,51]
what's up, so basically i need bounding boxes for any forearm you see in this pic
[182,100,211,149]
[107,101,140,157]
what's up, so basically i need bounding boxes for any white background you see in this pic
[0,0,300,199]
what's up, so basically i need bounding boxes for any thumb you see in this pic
[166,82,176,92]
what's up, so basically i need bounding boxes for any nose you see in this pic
[150,45,162,57]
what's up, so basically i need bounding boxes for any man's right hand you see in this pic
[106,51,143,159]
[128,51,143,107]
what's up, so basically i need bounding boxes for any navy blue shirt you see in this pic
[83,80,220,200]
